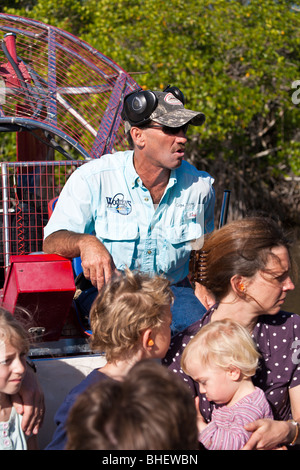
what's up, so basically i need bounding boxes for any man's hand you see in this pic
[44,231,120,291]
[79,236,120,291]
[12,364,45,436]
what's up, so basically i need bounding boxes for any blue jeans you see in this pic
[170,278,206,335]
[74,277,206,336]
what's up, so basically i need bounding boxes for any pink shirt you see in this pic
[199,387,273,450]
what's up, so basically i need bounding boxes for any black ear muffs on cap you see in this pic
[163,85,185,105]
[122,90,158,125]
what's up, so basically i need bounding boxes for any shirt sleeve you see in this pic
[44,167,95,238]
[199,419,252,450]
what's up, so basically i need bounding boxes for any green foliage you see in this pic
[1,0,300,221]
[82,0,300,173]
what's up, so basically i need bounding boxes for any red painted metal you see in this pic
[1,254,76,341]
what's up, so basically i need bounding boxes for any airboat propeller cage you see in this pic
[0,14,140,340]
[0,13,139,159]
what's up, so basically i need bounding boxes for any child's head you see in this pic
[89,269,174,362]
[181,319,260,405]
[0,308,30,395]
[66,359,198,450]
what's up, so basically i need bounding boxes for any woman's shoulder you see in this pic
[255,310,300,351]
[258,310,300,329]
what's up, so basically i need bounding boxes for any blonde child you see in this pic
[181,319,273,450]
[46,268,174,450]
[0,308,37,450]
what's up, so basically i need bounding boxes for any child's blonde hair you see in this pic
[89,269,173,362]
[0,307,30,357]
[181,319,260,378]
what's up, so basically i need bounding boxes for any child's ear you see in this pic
[227,365,241,381]
[141,328,154,351]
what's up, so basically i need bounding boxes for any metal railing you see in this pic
[0,160,84,284]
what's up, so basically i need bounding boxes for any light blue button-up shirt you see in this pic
[44,151,215,284]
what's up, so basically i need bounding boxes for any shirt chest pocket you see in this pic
[95,212,139,241]
[94,214,139,270]
[157,220,203,274]
[165,221,202,243]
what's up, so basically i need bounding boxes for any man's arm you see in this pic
[43,230,88,259]
[43,230,119,291]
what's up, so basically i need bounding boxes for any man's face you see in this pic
[139,123,189,170]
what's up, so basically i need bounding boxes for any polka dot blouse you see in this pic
[163,306,300,422]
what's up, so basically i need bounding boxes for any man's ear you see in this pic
[130,126,146,148]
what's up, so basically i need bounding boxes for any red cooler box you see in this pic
[1,254,76,341]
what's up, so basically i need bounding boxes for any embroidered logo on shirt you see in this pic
[106,193,132,215]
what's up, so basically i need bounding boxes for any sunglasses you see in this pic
[148,123,189,135]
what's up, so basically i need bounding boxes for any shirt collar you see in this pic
[127,152,178,190]
[124,151,140,189]
[168,169,177,188]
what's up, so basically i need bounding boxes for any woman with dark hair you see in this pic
[164,217,300,450]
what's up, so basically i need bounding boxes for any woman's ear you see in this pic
[231,275,247,296]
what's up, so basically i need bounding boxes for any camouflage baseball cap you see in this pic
[150,91,205,127]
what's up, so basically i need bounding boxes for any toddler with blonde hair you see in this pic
[181,319,273,450]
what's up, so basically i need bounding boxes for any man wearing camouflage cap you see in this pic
[43,86,215,335]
